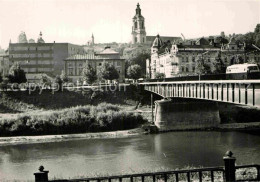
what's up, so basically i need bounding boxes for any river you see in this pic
[0,131,260,181]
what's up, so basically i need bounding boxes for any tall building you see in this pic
[87,34,95,46]
[64,46,125,83]
[9,32,84,82]
[131,3,146,44]
[91,33,94,45]
[131,3,182,45]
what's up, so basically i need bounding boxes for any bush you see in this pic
[0,103,147,136]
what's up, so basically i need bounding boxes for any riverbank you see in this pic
[0,128,146,146]
[1,121,260,146]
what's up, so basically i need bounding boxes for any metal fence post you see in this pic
[257,165,260,180]
[34,166,49,182]
[223,151,236,182]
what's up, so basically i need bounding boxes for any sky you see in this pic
[0,0,259,49]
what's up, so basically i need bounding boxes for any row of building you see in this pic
[0,32,126,83]
[1,3,260,83]
[147,34,260,78]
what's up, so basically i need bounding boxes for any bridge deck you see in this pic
[140,80,260,108]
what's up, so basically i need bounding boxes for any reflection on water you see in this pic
[0,131,260,181]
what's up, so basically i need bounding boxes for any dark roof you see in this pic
[96,46,119,54]
[177,44,221,49]
[147,36,182,42]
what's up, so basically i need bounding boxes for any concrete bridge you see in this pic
[140,80,260,131]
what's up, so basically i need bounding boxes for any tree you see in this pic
[215,36,228,44]
[60,70,69,83]
[195,58,211,75]
[212,52,226,74]
[99,62,119,81]
[154,72,165,79]
[82,64,97,84]
[126,52,150,77]
[8,62,27,83]
[0,77,9,91]
[127,64,142,81]
[54,75,63,91]
[254,24,260,34]
[40,75,52,88]
[255,34,260,47]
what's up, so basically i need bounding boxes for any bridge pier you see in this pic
[154,98,220,131]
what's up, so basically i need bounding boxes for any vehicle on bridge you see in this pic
[226,63,260,80]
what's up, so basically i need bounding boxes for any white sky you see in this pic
[0,0,259,49]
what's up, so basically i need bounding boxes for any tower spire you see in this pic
[132,3,146,44]
[136,3,141,15]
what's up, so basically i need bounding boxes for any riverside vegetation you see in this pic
[0,103,147,136]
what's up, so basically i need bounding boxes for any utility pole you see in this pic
[151,93,154,123]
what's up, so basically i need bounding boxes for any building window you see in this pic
[78,63,83,75]
[192,57,195,62]
[186,67,189,72]
[135,22,137,28]
[68,68,74,76]
[186,57,189,62]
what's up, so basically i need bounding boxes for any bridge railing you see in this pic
[141,80,260,107]
[34,151,260,182]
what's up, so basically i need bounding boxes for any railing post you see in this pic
[34,166,49,182]
[223,151,236,182]
[257,165,260,180]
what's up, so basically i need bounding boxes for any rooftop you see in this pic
[65,54,101,60]
[96,46,119,55]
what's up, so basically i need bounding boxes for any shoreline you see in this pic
[1,122,260,146]
[0,128,146,146]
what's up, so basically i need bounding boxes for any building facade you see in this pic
[0,53,9,77]
[148,34,260,79]
[64,46,125,83]
[8,32,84,82]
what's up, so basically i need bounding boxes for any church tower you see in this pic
[91,33,94,45]
[131,3,146,44]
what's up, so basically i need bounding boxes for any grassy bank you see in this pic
[0,88,138,112]
[0,103,147,136]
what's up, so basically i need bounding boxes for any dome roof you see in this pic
[37,32,45,43]
[152,34,163,48]
[29,39,35,43]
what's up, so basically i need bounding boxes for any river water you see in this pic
[0,131,260,181]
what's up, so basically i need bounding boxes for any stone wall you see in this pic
[154,98,220,131]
